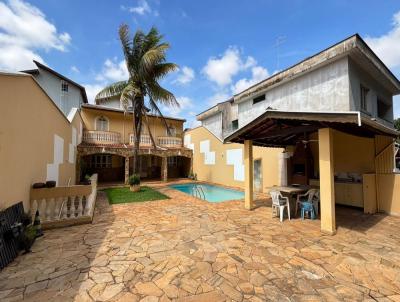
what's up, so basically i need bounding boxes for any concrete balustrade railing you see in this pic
[158,136,182,148]
[30,174,98,229]
[129,134,152,147]
[83,130,121,144]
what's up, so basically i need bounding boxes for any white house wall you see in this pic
[201,112,223,139]
[199,140,215,165]
[238,57,350,127]
[226,149,245,181]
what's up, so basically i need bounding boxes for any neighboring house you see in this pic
[0,71,83,211]
[77,104,192,184]
[185,34,400,229]
[21,60,88,117]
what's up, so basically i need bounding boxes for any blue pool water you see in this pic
[169,183,244,203]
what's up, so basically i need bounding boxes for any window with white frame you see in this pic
[61,80,69,93]
[96,116,109,131]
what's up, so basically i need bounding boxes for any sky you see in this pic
[1,0,400,128]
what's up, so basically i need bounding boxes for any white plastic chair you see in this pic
[295,189,319,217]
[270,190,290,222]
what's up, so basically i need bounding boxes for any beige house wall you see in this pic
[0,74,83,211]
[80,107,184,143]
[185,126,282,191]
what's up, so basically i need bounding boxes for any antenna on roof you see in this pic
[273,36,286,71]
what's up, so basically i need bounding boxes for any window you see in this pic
[61,80,69,93]
[89,155,112,168]
[95,116,109,131]
[377,98,391,120]
[166,125,176,137]
[253,94,265,105]
[360,85,369,111]
[231,119,239,131]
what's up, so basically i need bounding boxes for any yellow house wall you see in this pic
[186,126,282,191]
[376,174,400,216]
[80,107,184,144]
[310,130,375,176]
[0,74,83,211]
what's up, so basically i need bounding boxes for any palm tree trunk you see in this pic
[132,97,143,175]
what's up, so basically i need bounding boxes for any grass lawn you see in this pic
[103,186,169,204]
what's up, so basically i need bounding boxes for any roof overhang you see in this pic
[224,110,398,148]
[81,104,186,122]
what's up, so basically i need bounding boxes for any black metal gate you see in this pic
[0,202,24,270]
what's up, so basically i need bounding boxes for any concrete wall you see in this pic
[237,57,350,127]
[81,107,184,143]
[97,96,121,109]
[33,67,83,117]
[185,126,282,191]
[0,74,83,211]
[201,112,223,140]
[349,58,394,126]
[309,130,375,178]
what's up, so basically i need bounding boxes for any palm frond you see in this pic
[147,96,171,136]
[151,62,179,80]
[119,83,139,111]
[118,24,132,67]
[95,81,128,101]
[147,82,179,107]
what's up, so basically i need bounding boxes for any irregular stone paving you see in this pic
[2,184,400,301]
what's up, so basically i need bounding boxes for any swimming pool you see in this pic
[169,183,244,203]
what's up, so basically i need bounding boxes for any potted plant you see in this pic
[129,174,141,192]
[83,174,92,185]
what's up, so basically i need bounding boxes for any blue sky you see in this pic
[1,0,400,127]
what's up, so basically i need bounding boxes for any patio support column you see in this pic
[318,128,336,235]
[124,156,129,185]
[162,156,168,182]
[244,140,254,210]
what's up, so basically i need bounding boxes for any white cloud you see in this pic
[365,11,400,69]
[161,96,193,115]
[121,0,157,16]
[0,0,71,71]
[96,58,129,82]
[71,65,79,73]
[174,66,195,85]
[231,66,269,94]
[83,83,105,104]
[202,47,256,86]
[206,91,230,106]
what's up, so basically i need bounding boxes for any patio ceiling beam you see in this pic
[255,125,320,140]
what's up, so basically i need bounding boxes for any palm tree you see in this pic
[95,24,179,176]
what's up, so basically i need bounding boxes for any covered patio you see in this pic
[225,110,398,234]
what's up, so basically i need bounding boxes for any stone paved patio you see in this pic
[1,184,400,301]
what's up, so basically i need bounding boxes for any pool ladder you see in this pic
[192,184,206,200]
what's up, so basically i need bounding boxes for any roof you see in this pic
[196,98,233,120]
[234,34,400,103]
[224,110,398,147]
[21,60,88,103]
[81,103,186,122]
[195,34,400,118]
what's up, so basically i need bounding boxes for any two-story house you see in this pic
[21,60,88,117]
[77,103,192,184]
[185,34,400,234]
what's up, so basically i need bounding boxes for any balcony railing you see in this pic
[158,136,183,148]
[83,130,121,144]
[129,134,183,148]
[129,134,152,147]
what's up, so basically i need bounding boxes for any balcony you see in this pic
[83,130,121,144]
[158,136,183,148]
[129,134,182,148]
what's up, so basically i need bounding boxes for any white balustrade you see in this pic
[129,134,152,147]
[30,174,98,228]
[83,130,121,144]
[158,136,182,148]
